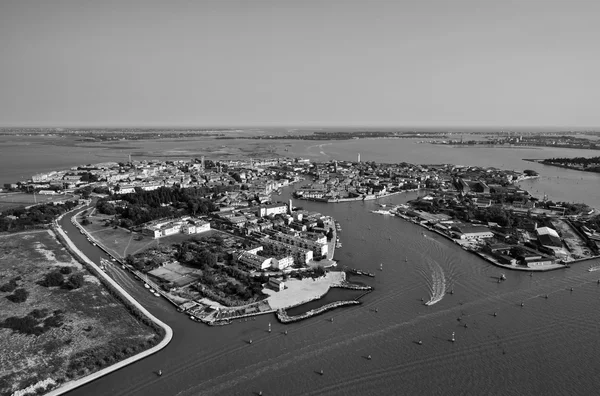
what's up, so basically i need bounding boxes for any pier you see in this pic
[276,300,361,323]
[343,267,375,278]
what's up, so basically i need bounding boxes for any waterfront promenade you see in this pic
[44,209,173,396]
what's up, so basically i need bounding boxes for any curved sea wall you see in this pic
[276,300,361,323]
[43,211,173,396]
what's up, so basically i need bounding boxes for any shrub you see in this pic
[0,279,17,293]
[7,288,29,303]
[59,266,73,275]
[29,309,49,319]
[1,316,45,335]
[41,270,63,287]
[43,314,63,329]
[65,273,84,290]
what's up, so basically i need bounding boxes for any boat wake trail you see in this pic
[424,259,446,306]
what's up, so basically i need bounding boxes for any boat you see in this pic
[157,370,162,376]
[588,266,600,272]
[371,209,391,215]
[500,273,506,281]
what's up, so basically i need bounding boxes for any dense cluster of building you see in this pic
[215,200,332,271]
[4,156,309,198]
[431,134,600,150]
[391,165,599,266]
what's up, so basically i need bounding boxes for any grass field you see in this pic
[79,211,216,259]
[0,230,157,395]
[0,192,75,211]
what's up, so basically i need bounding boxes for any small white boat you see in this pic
[144,283,150,289]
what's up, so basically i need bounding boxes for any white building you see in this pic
[456,225,494,240]
[144,217,211,239]
[258,203,288,217]
[237,251,276,271]
[274,255,294,270]
[268,278,286,291]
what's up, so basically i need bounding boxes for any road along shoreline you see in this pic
[43,210,173,396]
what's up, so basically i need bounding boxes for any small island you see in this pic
[526,156,600,173]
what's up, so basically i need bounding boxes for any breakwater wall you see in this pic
[276,300,361,323]
[342,267,375,278]
[47,210,173,396]
[332,281,373,291]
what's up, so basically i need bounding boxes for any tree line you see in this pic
[0,201,78,232]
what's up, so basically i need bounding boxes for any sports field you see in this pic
[0,192,74,211]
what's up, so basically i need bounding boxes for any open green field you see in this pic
[78,211,216,259]
[0,230,157,395]
[0,192,75,211]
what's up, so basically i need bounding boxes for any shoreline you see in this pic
[394,212,569,273]
[295,189,416,204]
[523,158,600,174]
[44,209,173,396]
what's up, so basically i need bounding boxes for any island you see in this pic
[526,156,600,173]
[4,154,600,395]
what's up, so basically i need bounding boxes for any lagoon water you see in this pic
[6,136,600,395]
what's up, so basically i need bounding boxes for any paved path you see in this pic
[45,210,173,396]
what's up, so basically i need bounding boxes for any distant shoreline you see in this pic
[523,158,600,174]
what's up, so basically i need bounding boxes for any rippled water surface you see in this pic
[7,137,600,395]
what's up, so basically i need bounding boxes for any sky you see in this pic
[1,0,600,128]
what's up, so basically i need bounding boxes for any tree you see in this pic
[41,270,64,287]
[7,288,29,303]
[0,279,18,293]
[326,228,334,241]
[66,273,85,290]
[125,254,135,267]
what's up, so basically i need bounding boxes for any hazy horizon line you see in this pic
[1,125,599,132]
